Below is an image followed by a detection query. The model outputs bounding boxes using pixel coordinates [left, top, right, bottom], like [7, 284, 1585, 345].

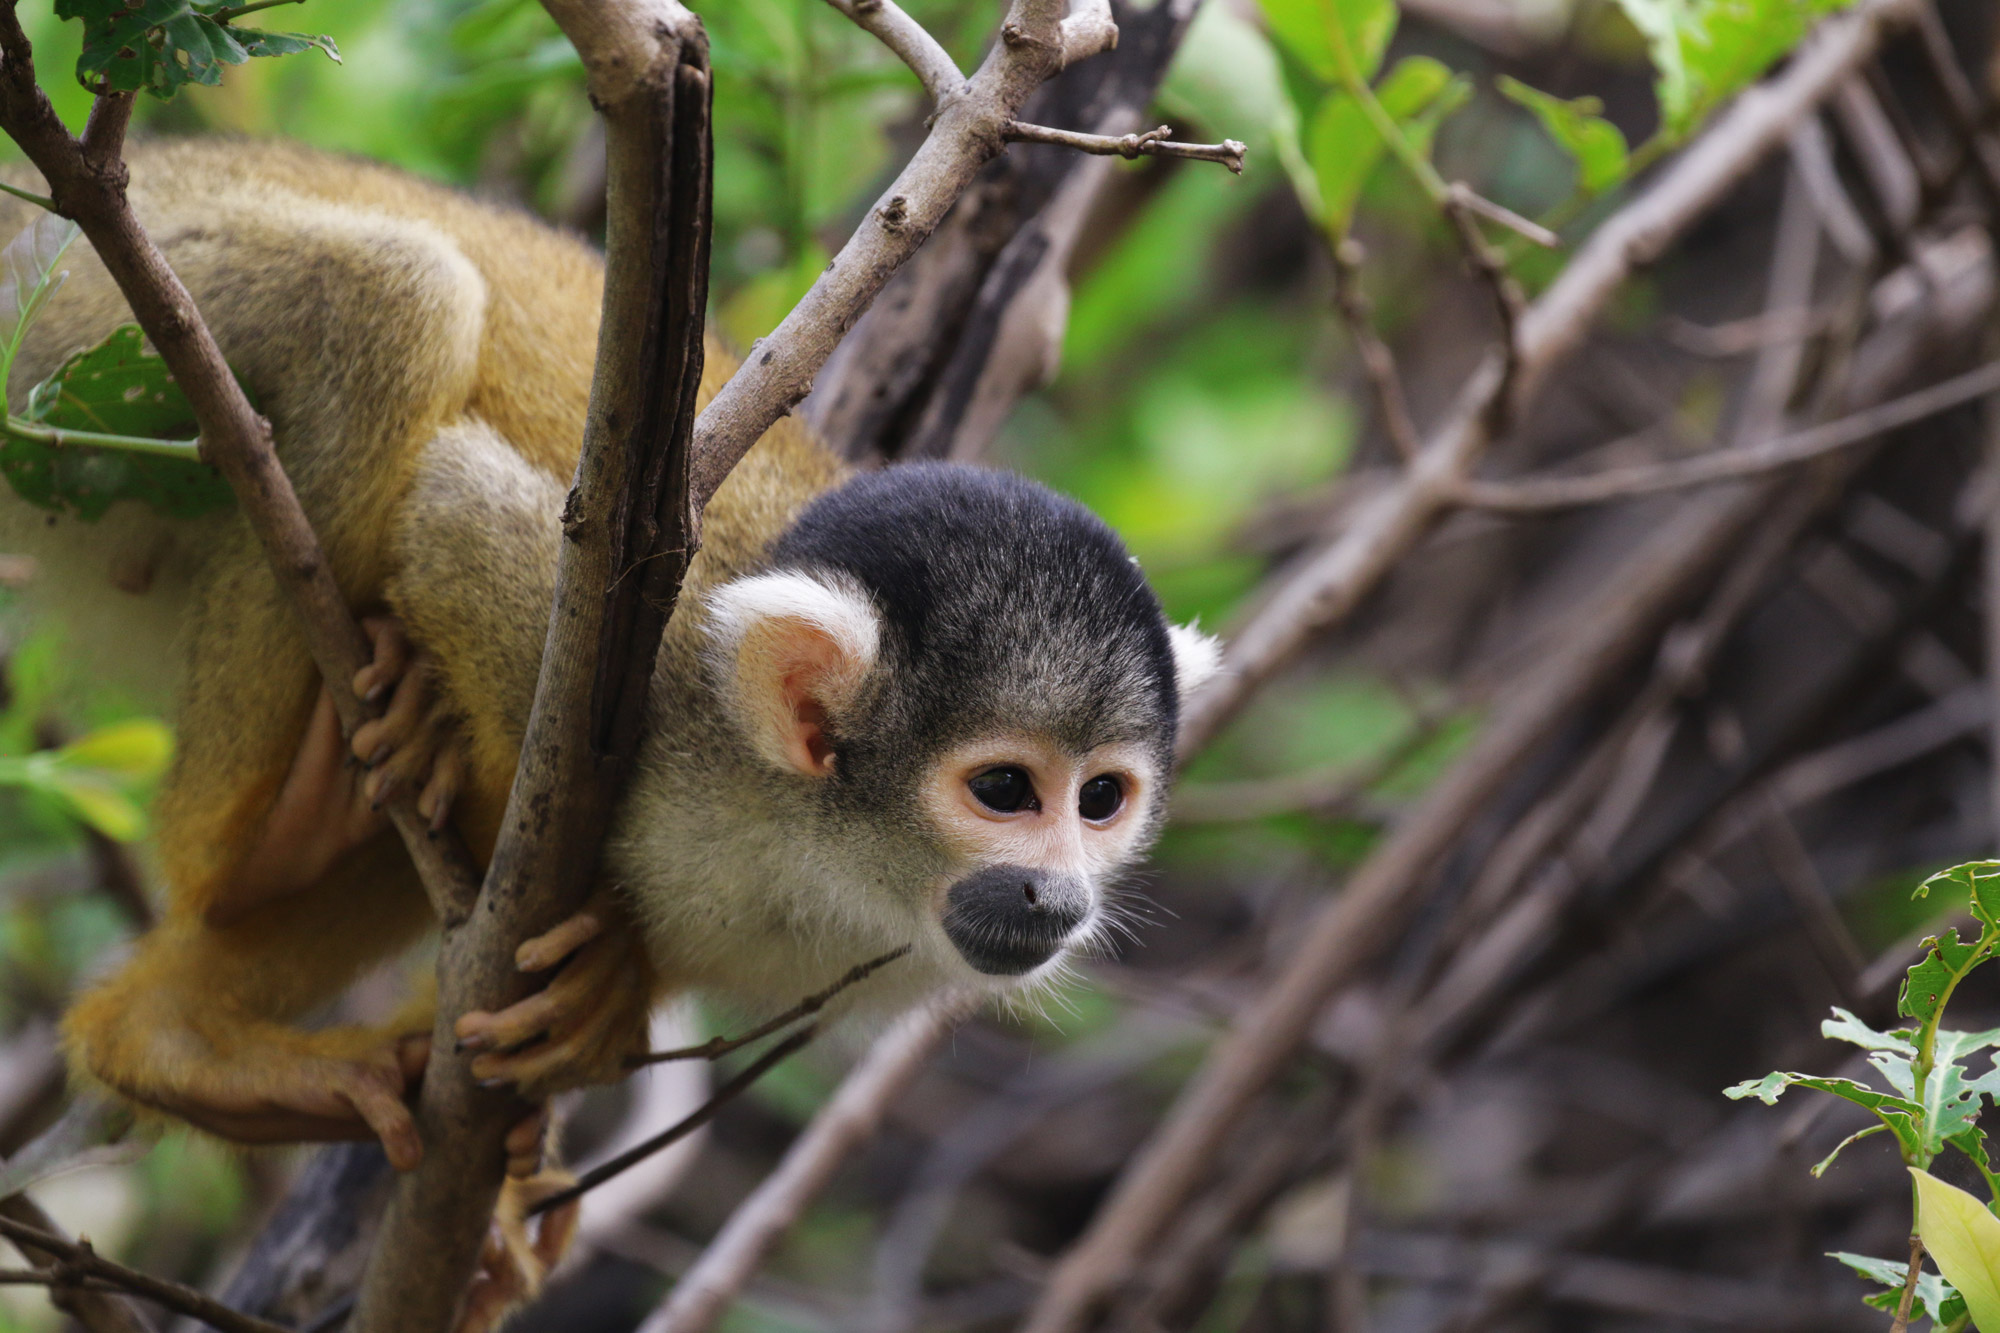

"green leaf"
[1614, 0, 1863, 141]
[43, 770, 146, 840]
[0, 213, 82, 392]
[55, 0, 336, 99]
[1305, 56, 1464, 232]
[56, 719, 171, 779]
[1256, 0, 1395, 85]
[1830, 1251, 1963, 1324]
[1913, 1168, 2000, 1331]
[1496, 75, 1630, 196]
[2, 324, 235, 521]
[1823, 1006, 1916, 1055]
[1724, 1071, 1924, 1161]
[1919, 861, 2000, 930]
[1901, 927, 1995, 1031]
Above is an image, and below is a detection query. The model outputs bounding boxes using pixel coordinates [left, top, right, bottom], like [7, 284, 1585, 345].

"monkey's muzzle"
[941, 863, 1090, 975]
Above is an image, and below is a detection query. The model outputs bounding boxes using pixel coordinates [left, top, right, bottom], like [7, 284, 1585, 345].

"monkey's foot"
[351, 614, 467, 832]
[454, 892, 654, 1096]
[146, 1032, 432, 1171]
[453, 1165, 580, 1333]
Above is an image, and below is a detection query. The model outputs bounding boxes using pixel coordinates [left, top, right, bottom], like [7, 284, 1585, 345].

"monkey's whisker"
[532, 1024, 820, 1217]
[625, 944, 911, 1067]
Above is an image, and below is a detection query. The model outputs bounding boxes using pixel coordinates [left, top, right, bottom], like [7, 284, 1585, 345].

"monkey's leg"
[63, 829, 437, 1167]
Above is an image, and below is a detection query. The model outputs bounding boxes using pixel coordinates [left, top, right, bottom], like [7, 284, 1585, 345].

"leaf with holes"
[1, 325, 233, 521]
[56, 0, 337, 99]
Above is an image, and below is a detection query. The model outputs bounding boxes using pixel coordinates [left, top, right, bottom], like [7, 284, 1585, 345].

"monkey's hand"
[212, 616, 467, 926]
[453, 890, 655, 1096]
[350, 613, 467, 832]
[453, 1110, 581, 1333]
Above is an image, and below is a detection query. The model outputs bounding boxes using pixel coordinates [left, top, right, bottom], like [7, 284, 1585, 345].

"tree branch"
[1002, 120, 1245, 172]
[0, 1215, 282, 1333]
[346, 2, 712, 1328]
[1455, 358, 2000, 512]
[685, 0, 1117, 510]
[820, 0, 963, 104]
[0, 2, 481, 928]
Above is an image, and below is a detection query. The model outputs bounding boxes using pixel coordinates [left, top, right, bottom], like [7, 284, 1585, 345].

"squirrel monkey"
[0, 141, 1222, 1176]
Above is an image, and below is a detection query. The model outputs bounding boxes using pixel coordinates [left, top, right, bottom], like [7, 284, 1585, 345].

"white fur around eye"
[1168, 621, 1224, 700]
[704, 570, 881, 773]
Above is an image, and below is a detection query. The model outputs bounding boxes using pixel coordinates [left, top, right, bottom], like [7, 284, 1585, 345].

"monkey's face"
[917, 733, 1160, 977]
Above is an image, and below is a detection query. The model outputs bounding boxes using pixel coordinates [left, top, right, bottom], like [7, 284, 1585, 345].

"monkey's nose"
[941, 864, 1089, 976]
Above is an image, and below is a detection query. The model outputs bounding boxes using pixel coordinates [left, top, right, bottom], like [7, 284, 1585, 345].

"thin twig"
[819, 0, 964, 104]
[1442, 183, 1527, 431]
[638, 994, 979, 1333]
[0, 1216, 286, 1333]
[1453, 358, 2000, 512]
[1328, 237, 1423, 463]
[1002, 121, 1244, 172]
[530, 1025, 820, 1217]
[1449, 186, 1559, 248]
[628, 947, 910, 1067]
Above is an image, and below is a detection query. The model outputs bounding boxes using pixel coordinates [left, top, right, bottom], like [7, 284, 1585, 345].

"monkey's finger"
[418, 743, 466, 833]
[397, 1032, 433, 1082]
[505, 1108, 547, 1178]
[460, 969, 589, 1059]
[353, 615, 412, 706]
[515, 907, 606, 974]
[337, 1072, 423, 1171]
[353, 654, 431, 769]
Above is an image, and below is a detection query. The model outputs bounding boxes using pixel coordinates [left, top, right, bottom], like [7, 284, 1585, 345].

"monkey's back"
[0, 139, 843, 710]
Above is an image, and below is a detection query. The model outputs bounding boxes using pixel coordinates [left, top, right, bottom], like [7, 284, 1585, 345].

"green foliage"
[0, 718, 172, 840]
[0, 217, 234, 521]
[1612, 0, 1860, 142]
[1830, 1250, 1967, 1326]
[56, 0, 338, 100]
[1728, 861, 2000, 1325]
[1496, 76, 1629, 197]
[1307, 56, 1466, 231]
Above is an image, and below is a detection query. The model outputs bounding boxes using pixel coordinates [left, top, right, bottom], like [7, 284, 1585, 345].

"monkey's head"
[695, 462, 1220, 1001]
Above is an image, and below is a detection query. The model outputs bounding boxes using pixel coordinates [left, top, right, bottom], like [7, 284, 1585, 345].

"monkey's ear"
[706, 571, 881, 777]
[1168, 621, 1224, 702]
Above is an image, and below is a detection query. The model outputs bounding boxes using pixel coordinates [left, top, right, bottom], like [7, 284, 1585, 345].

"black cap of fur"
[768, 463, 1178, 777]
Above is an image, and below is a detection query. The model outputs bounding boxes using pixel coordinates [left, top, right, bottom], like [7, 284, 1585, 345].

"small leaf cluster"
[1726, 861, 2000, 1327]
[1615, 0, 1862, 142]
[0, 215, 233, 521]
[54, 0, 337, 101]
[1255, 0, 1468, 234]
[0, 718, 171, 841]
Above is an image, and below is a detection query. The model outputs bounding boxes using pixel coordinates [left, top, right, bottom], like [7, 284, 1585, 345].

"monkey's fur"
[0, 140, 1216, 1162]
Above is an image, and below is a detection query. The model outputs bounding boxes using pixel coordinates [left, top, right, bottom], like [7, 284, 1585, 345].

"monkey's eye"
[969, 766, 1037, 813]
[1078, 775, 1124, 822]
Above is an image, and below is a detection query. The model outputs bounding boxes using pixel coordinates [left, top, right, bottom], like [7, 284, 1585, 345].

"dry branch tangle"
[1025, 1, 1926, 1328]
